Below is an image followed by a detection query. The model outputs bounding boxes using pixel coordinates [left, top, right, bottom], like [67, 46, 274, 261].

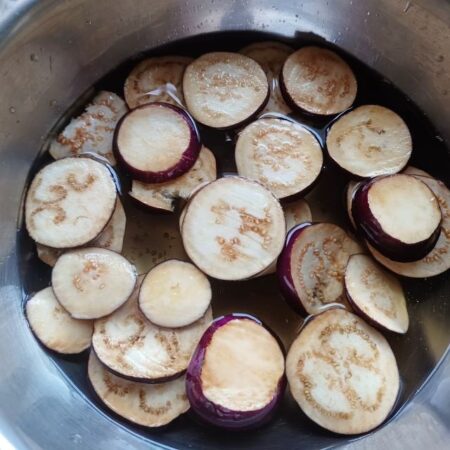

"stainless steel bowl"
[0, 0, 449, 449]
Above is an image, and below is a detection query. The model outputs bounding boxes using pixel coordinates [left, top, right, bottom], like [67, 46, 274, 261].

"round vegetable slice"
[277, 223, 363, 315]
[186, 314, 285, 429]
[52, 248, 137, 319]
[366, 168, 450, 278]
[181, 177, 285, 280]
[240, 41, 293, 114]
[352, 174, 442, 262]
[281, 46, 357, 116]
[92, 277, 213, 382]
[235, 118, 323, 199]
[49, 91, 128, 165]
[124, 56, 193, 109]
[129, 146, 216, 212]
[139, 259, 212, 328]
[183, 52, 269, 129]
[327, 105, 412, 177]
[26, 287, 93, 354]
[25, 157, 117, 248]
[345, 254, 409, 334]
[115, 102, 201, 183]
[284, 199, 312, 233]
[286, 308, 399, 434]
[88, 352, 189, 427]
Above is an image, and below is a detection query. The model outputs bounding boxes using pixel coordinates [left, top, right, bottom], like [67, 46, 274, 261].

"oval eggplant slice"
[366, 168, 450, 278]
[49, 91, 127, 165]
[115, 102, 201, 183]
[235, 118, 323, 199]
[286, 308, 399, 435]
[240, 41, 293, 115]
[281, 46, 357, 116]
[25, 157, 117, 249]
[124, 56, 193, 109]
[26, 287, 93, 354]
[345, 254, 409, 334]
[52, 248, 137, 319]
[327, 105, 412, 178]
[186, 314, 285, 429]
[88, 352, 189, 427]
[92, 277, 213, 382]
[277, 223, 363, 315]
[139, 259, 212, 328]
[183, 52, 269, 129]
[129, 146, 217, 212]
[181, 176, 285, 281]
[284, 199, 312, 233]
[352, 174, 442, 262]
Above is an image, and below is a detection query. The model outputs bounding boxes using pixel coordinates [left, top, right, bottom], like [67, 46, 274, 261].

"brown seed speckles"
[138, 390, 171, 415]
[67, 172, 97, 191]
[103, 372, 130, 397]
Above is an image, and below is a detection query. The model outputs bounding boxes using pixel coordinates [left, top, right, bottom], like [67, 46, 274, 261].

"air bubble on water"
[9, 106, 15, 114]
[403, 1, 411, 13]
[435, 135, 444, 142]
[30, 53, 39, 62]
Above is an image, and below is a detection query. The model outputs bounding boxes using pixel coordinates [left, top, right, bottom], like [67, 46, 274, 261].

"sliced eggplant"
[52, 248, 137, 319]
[92, 277, 212, 382]
[345, 180, 361, 230]
[129, 146, 217, 212]
[115, 102, 201, 183]
[286, 307, 399, 435]
[284, 199, 312, 233]
[181, 176, 285, 280]
[352, 174, 442, 262]
[49, 91, 127, 165]
[345, 254, 409, 334]
[124, 56, 193, 109]
[26, 287, 93, 354]
[186, 314, 285, 429]
[327, 105, 412, 177]
[25, 157, 117, 248]
[183, 52, 269, 129]
[88, 352, 189, 427]
[235, 118, 323, 199]
[366, 168, 450, 277]
[277, 223, 363, 315]
[139, 259, 212, 328]
[240, 41, 293, 114]
[281, 46, 357, 116]
[36, 243, 63, 267]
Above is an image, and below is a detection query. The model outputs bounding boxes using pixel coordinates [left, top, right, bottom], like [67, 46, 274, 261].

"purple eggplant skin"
[186, 313, 286, 430]
[276, 223, 312, 316]
[351, 178, 441, 263]
[114, 102, 201, 184]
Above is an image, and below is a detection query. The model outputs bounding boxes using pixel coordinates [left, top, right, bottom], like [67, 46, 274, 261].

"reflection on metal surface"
[0, 0, 449, 449]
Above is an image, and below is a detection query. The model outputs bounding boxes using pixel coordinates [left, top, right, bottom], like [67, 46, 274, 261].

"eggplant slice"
[26, 287, 93, 354]
[281, 46, 357, 116]
[25, 157, 117, 249]
[284, 199, 312, 233]
[49, 91, 127, 165]
[115, 102, 201, 183]
[186, 314, 285, 429]
[183, 52, 269, 129]
[240, 41, 293, 114]
[124, 56, 193, 109]
[345, 254, 409, 334]
[52, 248, 137, 319]
[129, 146, 217, 212]
[352, 174, 442, 262]
[235, 118, 323, 199]
[277, 223, 363, 315]
[327, 105, 412, 178]
[181, 176, 286, 280]
[88, 352, 189, 427]
[139, 259, 212, 328]
[286, 308, 400, 435]
[92, 277, 213, 382]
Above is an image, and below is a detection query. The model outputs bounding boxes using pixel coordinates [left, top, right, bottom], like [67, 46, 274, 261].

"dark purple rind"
[186, 313, 286, 430]
[114, 102, 201, 183]
[92, 345, 186, 385]
[276, 223, 312, 316]
[352, 177, 442, 262]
